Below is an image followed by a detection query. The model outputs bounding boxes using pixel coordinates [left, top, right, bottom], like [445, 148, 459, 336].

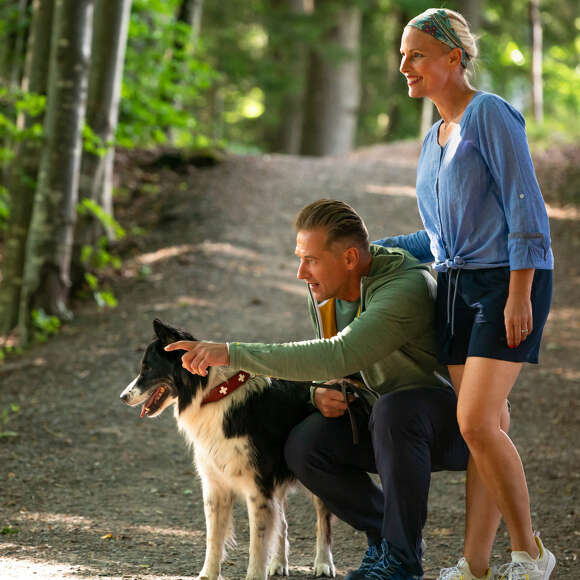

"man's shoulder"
[366, 252, 435, 305]
[369, 244, 430, 279]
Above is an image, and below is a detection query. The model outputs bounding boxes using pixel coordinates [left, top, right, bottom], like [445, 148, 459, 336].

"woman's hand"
[504, 269, 535, 349]
[164, 341, 229, 376]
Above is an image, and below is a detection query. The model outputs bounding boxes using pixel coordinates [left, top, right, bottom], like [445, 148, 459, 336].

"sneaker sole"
[543, 552, 556, 579]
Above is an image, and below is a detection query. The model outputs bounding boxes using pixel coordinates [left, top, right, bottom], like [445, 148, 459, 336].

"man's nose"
[297, 263, 307, 280]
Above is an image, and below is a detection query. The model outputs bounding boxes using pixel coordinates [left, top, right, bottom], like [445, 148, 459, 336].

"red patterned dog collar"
[201, 371, 251, 406]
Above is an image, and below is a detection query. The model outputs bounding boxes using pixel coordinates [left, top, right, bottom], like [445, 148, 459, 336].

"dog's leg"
[268, 487, 289, 577]
[245, 492, 278, 580]
[312, 494, 335, 578]
[197, 477, 234, 580]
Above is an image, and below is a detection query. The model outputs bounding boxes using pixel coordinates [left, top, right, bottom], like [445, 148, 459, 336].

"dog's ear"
[154, 319, 183, 346]
[153, 319, 195, 345]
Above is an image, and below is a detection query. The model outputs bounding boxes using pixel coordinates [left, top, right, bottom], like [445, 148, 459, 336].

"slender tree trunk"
[18, 0, 94, 343]
[530, 0, 543, 123]
[176, 0, 203, 50]
[9, 0, 31, 90]
[0, 0, 54, 335]
[73, 0, 131, 285]
[271, 0, 310, 154]
[1, 0, 31, 185]
[169, 0, 203, 144]
[300, 3, 361, 156]
[462, 0, 483, 35]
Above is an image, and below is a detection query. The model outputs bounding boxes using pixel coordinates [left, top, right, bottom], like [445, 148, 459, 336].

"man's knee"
[369, 390, 424, 439]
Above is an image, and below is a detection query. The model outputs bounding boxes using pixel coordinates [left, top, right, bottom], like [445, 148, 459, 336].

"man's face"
[295, 228, 351, 302]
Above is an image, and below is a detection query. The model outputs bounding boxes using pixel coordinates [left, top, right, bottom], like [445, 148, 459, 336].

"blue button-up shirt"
[376, 91, 553, 272]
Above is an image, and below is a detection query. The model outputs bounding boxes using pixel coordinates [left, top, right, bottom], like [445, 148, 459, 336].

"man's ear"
[153, 319, 194, 346]
[343, 246, 360, 270]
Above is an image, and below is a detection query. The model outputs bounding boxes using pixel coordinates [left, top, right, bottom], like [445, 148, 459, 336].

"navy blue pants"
[284, 386, 469, 576]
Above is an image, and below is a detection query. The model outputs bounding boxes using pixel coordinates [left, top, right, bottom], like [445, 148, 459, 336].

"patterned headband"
[408, 10, 469, 68]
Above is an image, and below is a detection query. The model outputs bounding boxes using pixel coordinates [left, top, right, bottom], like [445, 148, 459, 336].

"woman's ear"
[448, 47, 463, 68]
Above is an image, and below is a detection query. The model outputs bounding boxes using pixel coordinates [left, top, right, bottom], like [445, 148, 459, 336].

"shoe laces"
[497, 560, 537, 579]
[360, 544, 381, 570]
[437, 564, 464, 579]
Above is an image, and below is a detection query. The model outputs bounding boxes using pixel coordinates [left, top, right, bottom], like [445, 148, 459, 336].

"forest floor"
[0, 142, 578, 579]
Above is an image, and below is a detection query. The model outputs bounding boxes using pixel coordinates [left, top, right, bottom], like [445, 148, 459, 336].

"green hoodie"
[228, 245, 450, 397]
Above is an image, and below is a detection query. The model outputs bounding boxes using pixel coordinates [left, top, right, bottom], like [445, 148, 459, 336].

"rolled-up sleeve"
[475, 96, 553, 270]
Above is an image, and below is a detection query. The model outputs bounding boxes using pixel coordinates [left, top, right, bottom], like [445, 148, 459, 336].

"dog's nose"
[120, 393, 129, 402]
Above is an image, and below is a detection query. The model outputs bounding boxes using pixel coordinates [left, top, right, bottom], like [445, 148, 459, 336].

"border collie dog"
[120, 319, 335, 580]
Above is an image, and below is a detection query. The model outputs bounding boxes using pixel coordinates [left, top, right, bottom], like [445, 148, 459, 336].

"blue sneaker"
[345, 543, 383, 580]
[366, 539, 423, 580]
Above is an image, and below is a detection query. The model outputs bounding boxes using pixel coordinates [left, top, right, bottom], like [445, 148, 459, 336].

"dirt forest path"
[0, 143, 578, 579]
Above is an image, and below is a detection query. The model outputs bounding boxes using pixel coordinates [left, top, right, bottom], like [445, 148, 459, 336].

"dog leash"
[322, 379, 373, 445]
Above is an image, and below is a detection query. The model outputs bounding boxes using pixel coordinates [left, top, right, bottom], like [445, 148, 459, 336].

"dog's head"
[120, 319, 208, 418]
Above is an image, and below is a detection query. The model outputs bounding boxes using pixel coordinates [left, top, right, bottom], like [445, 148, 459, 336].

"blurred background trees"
[0, 0, 578, 344]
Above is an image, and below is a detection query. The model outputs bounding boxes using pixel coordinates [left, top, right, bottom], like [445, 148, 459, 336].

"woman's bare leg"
[456, 357, 538, 559]
[448, 364, 506, 577]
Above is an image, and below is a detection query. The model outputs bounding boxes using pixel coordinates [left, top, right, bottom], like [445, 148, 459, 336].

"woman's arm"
[373, 229, 434, 263]
[504, 268, 535, 349]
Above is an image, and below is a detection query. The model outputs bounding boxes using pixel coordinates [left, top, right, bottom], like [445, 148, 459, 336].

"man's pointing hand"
[164, 341, 229, 376]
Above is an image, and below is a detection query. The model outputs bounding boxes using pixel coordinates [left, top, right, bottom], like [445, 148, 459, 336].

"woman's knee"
[457, 399, 510, 449]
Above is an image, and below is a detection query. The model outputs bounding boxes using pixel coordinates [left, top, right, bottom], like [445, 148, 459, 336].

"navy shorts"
[435, 268, 553, 365]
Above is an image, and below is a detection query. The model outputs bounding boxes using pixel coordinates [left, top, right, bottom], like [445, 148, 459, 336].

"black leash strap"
[323, 379, 372, 445]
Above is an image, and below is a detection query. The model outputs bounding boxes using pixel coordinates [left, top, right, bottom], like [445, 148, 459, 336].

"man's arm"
[167, 272, 431, 382]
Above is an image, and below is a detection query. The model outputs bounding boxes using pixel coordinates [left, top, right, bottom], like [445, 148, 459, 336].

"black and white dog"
[120, 319, 335, 580]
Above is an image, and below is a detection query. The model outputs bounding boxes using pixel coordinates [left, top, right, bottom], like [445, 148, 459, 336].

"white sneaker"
[498, 533, 556, 579]
[438, 557, 491, 580]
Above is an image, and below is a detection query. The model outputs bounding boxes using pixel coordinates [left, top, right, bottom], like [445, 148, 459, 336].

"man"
[166, 199, 469, 580]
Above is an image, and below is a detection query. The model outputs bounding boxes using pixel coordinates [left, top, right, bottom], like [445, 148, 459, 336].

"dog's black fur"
[120, 319, 334, 580]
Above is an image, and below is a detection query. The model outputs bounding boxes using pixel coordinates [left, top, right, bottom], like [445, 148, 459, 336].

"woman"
[376, 8, 555, 580]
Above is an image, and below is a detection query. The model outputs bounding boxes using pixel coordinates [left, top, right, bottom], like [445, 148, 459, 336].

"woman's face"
[399, 26, 457, 99]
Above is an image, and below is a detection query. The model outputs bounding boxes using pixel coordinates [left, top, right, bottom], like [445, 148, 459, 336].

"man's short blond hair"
[295, 199, 369, 251]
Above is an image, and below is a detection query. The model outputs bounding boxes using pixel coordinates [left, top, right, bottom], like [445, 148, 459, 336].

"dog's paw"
[268, 558, 289, 576]
[195, 573, 223, 580]
[313, 558, 335, 578]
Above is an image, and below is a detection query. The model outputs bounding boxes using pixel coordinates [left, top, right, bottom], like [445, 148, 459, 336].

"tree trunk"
[9, 0, 31, 89]
[0, 0, 31, 185]
[0, 0, 54, 336]
[18, 0, 94, 343]
[73, 0, 131, 285]
[300, 3, 361, 156]
[168, 0, 203, 144]
[462, 0, 483, 34]
[176, 0, 203, 50]
[271, 0, 310, 154]
[530, 0, 543, 123]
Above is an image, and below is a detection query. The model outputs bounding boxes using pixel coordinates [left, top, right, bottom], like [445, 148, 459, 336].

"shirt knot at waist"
[435, 256, 465, 271]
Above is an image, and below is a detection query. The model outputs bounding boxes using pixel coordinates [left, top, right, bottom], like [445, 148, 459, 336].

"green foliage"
[78, 199, 126, 239]
[0, 404, 19, 438]
[0, 526, 19, 535]
[31, 309, 61, 343]
[76, 201, 125, 309]
[0, 185, 9, 227]
[84, 272, 118, 309]
[118, 0, 217, 148]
